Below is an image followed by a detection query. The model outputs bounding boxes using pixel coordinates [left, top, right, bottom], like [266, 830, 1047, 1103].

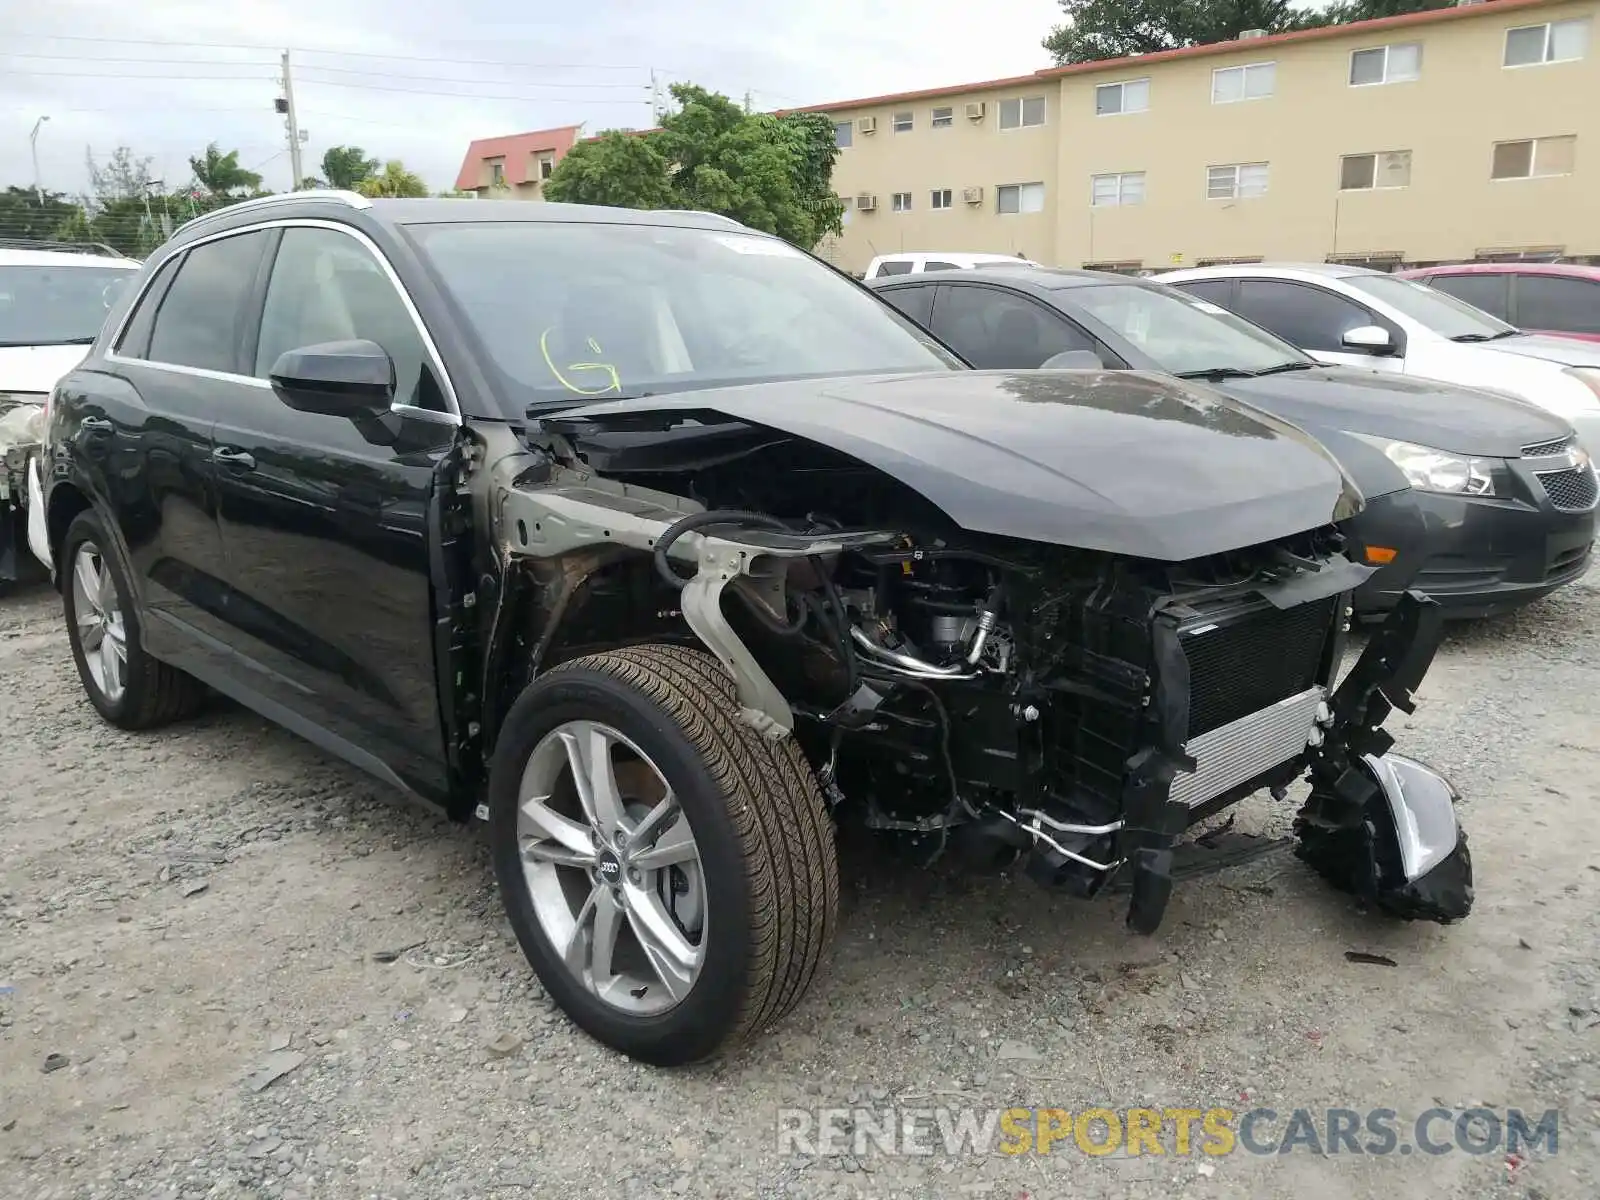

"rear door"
[208, 221, 458, 796]
[94, 228, 275, 671]
[1422, 272, 1512, 322]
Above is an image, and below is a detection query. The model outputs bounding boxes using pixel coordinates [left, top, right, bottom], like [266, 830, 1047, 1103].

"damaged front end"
[476, 408, 1472, 939]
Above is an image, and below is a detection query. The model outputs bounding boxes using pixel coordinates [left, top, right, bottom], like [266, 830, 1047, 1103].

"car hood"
[542, 369, 1364, 562]
[1217, 365, 1571, 457]
[1478, 332, 1600, 367]
[0, 343, 89, 396]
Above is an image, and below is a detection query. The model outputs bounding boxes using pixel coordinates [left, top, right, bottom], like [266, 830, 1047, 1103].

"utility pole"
[29, 115, 49, 204]
[277, 51, 304, 189]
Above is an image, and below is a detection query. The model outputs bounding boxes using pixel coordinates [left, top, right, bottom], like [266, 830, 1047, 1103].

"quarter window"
[254, 227, 434, 409]
[1207, 162, 1270, 199]
[1349, 42, 1421, 85]
[996, 182, 1046, 214]
[145, 230, 272, 374]
[1095, 79, 1149, 115]
[998, 96, 1046, 129]
[1091, 171, 1145, 207]
[1340, 150, 1412, 190]
[1491, 135, 1577, 179]
[1504, 18, 1590, 66]
[1211, 62, 1275, 103]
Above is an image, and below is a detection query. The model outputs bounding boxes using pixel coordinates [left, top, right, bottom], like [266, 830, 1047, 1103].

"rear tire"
[60, 510, 206, 729]
[488, 643, 839, 1065]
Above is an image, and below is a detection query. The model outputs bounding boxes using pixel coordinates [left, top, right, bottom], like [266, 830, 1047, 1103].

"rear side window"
[876, 284, 934, 327]
[1232, 280, 1378, 353]
[1516, 274, 1600, 334]
[146, 231, 271, 374]
[1425, 273, 1511, 321]
[875, 261, 914, 276]
[923, 261, 961, 272]
[1171, 278, 1234, 307]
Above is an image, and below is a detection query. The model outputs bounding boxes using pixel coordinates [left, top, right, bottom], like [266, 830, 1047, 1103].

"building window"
[1207, 162, 1270, 199]
[1083, 260, 1144, 274]
[891, 191, 913, 213]
[537, 154, 555, 181]
[834, 121, 852, 148]
[931, 188, 953, 210]
[1491, 135, 1577, 179]
[893, 111, 913, 133]
[1504, 18, 1590, 67]
[1211, 62, 1275, 103]
[1349, 42, 1421, 85]
[1340, 150, 1412, 190]
[488, 160, 505, 186]
[931, 106, 953, 127]
[1196, 256, 1264, 266]
[1095, 78, 1149, 115]
[997, 182, 1046, 213]
[1091, 171, 1145, 206]
[998, 96, 1047, 129]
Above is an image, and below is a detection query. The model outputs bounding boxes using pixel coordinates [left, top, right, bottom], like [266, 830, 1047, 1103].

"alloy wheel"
[516, 719, 707, 1015]
[71, 541, 128, 704]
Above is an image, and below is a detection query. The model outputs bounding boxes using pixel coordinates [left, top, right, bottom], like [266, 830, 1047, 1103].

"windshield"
[0, 264, 136, 346]
[1069, 282, 1314, 376]
[401, 220, 964, 416]
[1344, 273, 1519, 340]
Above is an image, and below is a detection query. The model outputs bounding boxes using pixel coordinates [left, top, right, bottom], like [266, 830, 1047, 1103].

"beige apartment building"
[803, 0, 1599, 274]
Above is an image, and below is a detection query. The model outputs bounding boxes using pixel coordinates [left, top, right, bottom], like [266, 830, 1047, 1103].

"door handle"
[80, 417, 113, 433]
[212, 446, 256, 470]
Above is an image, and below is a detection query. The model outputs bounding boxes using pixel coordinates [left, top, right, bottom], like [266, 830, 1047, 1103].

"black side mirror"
[1040, 349, 1105, 370]
[269, 339, 396, 417]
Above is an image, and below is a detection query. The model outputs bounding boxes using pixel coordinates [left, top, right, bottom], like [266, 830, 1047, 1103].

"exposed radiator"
[1169, 685, 1325, 807]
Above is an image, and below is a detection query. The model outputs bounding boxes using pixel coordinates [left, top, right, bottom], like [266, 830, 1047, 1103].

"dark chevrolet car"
[35, 194, 1471, 1066]
[869, 267, 1596, 619]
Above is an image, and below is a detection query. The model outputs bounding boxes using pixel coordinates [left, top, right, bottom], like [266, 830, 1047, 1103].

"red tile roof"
[454, 125, 581, 191]
[780, 0, 1558, 114]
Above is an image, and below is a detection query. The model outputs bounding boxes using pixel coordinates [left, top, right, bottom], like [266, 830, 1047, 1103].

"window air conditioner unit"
[965, 102, 986, 121]
[963, 186, 984, 204]
[858, 116, 877, 134]
[1238, 27, 1267, 38]
[856, 193, 877, 211]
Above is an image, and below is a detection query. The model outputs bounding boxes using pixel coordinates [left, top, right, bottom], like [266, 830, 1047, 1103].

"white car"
[863, 250, 1040, 280]
[0, 243, 141, 577]
[1159, 262, 1600, 459]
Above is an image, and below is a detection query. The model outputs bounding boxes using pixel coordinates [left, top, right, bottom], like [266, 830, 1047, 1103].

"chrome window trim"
[103, 216, 463, 426]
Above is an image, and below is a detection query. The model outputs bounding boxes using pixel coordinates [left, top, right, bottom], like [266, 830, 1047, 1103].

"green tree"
[0, 186, 81, 243]
[188, 142, 263, 197]
[543, 130, 677, 209]
[355, 160, 428, 198]
[1042, 0, 1456, 64]
[542, 83, 847, 249]
[322, 145, 380, 191]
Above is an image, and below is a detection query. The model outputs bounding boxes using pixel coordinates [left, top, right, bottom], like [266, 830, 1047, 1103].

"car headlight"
[1351, 434, 1498, 496]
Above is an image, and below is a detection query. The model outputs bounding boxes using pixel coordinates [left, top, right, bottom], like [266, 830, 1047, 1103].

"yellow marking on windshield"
[540, 326, 622, 396]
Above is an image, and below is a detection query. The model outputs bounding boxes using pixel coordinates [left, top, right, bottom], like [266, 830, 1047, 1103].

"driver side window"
[1232, 280, 1383, 354]
[930, 284, 1096, 369]
[254, 226, 442, 411]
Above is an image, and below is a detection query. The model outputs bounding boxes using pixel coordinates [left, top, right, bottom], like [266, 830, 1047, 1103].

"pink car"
[1398, 262, 1600, 343]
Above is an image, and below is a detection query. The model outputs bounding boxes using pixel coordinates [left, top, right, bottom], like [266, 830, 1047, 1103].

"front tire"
[488, 643, 839, 1066]
[60, 510, 205, 729]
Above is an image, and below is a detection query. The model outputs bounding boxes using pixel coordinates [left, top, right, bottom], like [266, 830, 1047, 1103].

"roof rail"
[171, 189, 373, 239]
[0, 237, 130, 258]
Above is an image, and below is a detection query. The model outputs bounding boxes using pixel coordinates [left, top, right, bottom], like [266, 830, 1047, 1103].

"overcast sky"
[2, 0, 1062, 199]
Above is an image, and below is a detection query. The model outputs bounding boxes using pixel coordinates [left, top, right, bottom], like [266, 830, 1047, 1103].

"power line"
[293, 64, 646, 89]
[2, 52, 279, 67]
[7, 31, 664, 71]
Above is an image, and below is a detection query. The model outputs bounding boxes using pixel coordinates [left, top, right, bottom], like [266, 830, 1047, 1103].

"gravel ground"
[2, 568, 1599, 1200]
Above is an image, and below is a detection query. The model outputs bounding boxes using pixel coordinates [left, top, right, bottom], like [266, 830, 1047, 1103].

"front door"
[209, 223, 459, 797]
[1230, 279, 1408, 373]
